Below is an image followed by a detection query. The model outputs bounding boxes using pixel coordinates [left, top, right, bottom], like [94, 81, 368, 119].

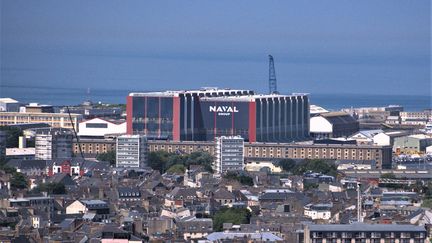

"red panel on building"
[248, 101, 256, 142]
[60, 160, 71, 175]
[126, 96, 133, 135]
[172, 97, 180, 141]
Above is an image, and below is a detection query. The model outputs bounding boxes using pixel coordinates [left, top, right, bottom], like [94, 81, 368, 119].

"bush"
[223, 171, 254, 186]
[96, 151, 116, 165]
[213, 207, 251, 231]
[147, 151, 213, 174]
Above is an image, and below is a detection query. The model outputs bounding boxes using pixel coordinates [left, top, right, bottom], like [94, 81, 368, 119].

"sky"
[0, 0, 431, 96]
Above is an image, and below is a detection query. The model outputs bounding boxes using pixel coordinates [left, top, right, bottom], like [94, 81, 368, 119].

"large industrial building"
[126, 88, 309, 142]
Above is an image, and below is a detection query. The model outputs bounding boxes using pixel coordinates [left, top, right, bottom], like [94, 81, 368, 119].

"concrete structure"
[303, 222, 427, 243]
[0, 98, 20, 112]
[35, 128, 73, 160]
[373, 130, 410, 146]
[127, 88, 309, 142]
[148, 140, 392, 169]
[310, 112, 359, 139]
[214, 136, 244, 174]
[393, 134, 432, 154]
[78, 118, 126, 137]
[116, 135, 147, 168]
[0, 111, 82, 130]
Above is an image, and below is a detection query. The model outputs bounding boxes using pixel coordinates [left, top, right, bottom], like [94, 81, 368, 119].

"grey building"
[214, 136, 244, 174]
[304, 222, 427, 243]
[116, 134, 147, 168]
[35, 128, 73, 160]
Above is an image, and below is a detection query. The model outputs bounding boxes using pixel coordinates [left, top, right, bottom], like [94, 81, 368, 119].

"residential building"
[116, 135, 147, 168]
[176, 217, 213, 241]
[303, 222, 427, 243]
[310, 112, 359, 139]
[400, 111, 431, 126]
[0, 111, 82, 130]
[66, 199, 110, 221]
[304, 203, 332, 220]
[214, 136, 244, 174]
[35, 128, 73, 160]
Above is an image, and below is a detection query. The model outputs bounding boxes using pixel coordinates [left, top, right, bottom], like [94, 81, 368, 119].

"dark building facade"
[127, 88, 309, 142]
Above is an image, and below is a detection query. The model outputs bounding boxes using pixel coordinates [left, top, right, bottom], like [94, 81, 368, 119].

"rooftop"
[307, 222, 426, 232]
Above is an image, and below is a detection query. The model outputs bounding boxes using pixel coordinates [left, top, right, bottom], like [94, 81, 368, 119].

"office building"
[0, 111, 82, 130]
[73, 137, 116, 157]
[126, 88, 309, 142]
[35, 128, 73, 160]
[303, 222, 427, 243]
[214, 136, 244, 174]
[116, 135, 147, 168]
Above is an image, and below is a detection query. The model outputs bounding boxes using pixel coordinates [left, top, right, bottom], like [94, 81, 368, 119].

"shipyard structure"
[126, 88, 309, 142]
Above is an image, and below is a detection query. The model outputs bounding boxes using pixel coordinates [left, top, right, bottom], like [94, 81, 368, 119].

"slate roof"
[307, 222, 426, 232]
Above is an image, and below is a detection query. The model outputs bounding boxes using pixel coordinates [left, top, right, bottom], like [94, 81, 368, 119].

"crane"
[268, 55, 278, 94]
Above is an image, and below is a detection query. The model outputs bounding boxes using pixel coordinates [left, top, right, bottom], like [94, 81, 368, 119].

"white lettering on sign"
[209, 106, 239, 113]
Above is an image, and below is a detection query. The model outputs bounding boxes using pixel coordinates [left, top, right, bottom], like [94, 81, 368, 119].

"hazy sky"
[1, 0, 431, 95]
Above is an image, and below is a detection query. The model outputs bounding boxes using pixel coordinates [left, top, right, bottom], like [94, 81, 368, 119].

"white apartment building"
[214, 136, 244, 174]
[116, 135, 147, 168]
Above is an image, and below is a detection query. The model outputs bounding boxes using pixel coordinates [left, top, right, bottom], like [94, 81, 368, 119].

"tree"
[0, 126, 23, 148]
[96, 150, 116, 165]
[147, 151, 214, 174]
[291, 159, 338, 177]
[166, 164, 186, 174]
[279, 159, 296, 172]
[10, 172, 27, 189]
[32, 182, 66, 195]
[213, 208, 251, 231]
[223, 172, 254, 186]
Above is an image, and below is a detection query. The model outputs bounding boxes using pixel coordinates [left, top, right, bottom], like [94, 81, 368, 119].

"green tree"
[223, 172, 254, 186]
[279, 159, 296, 172]
[96, 150, 116, 165]
[32, 182, 66, 195]
[166, 164, 186, 174]
[10, 172, 27, 189]
[292, 159, 337, 177]
[0, 126, 23, 148]
[213, 208, 251, 231]
[147, 151, 214, 174]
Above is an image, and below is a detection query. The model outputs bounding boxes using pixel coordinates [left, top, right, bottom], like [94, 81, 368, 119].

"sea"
[1, 85, 431, 111]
